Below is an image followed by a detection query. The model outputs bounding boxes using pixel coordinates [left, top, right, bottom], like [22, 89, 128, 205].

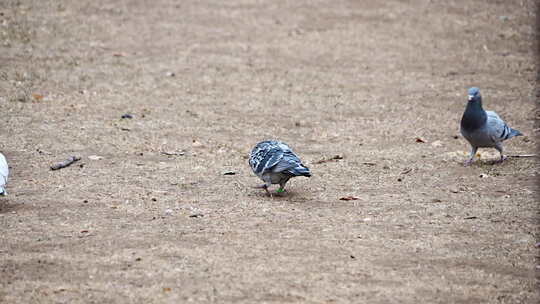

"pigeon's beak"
[468, 95, 474, 101]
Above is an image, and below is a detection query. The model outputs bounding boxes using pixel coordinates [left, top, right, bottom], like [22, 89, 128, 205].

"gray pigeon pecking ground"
[0, 152, 9, 195]
[460, 87, 523, 166]
[249, 140, 311, 196]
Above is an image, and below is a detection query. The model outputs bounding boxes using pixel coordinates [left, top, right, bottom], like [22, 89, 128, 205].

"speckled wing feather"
[249, 141, 311, 177]
[486, 111, 522, 142]
[272, 150, 311, 176]
[249, 141, 284, 176]
[0, 153, 9, 195]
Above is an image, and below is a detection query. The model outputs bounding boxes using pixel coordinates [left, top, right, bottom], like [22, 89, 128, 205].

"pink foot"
[494, 155, 508, 164]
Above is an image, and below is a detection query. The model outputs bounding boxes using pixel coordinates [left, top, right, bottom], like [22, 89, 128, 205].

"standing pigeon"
[460, 87, 523, 166]
[249, 140, 311, 195]
[0, 152, 8, 195]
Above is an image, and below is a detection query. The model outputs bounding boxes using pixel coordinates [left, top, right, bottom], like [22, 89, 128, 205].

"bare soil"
[0, 0, 538, 303]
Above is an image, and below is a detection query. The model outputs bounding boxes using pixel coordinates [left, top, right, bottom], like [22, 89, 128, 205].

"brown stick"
[314, 155, 343, 164]
[508, 154, 537, 158]
[51, 156, 81, 170]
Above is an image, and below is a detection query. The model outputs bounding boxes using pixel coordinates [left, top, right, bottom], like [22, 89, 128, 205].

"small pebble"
[121, 113, 133, 119]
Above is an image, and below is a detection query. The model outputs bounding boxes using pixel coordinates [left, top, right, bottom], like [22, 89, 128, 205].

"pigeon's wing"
[271, 151, 300, 173]
[0, 153, 8, 188]
[272, 150, 311, 177]
[485, 111, 518, 142]
[249, 142, 284, 175]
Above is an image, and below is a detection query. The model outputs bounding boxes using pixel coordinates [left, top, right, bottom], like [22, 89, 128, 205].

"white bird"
[0, 152, 9, 195]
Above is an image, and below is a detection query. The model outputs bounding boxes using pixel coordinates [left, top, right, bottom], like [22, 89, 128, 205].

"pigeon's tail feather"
[501, 125, 523, 140]
[509, 128, 523, 137]
[288, 165, 311, 177]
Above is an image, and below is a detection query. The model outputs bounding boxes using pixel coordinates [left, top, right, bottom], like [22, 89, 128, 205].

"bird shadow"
[249, 188, 304, 201]
[471, 159, 513, 167]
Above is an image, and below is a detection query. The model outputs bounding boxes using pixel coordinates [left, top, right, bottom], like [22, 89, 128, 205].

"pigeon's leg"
[252, 183, 272, 196]
[261, 175, 273, 197]
[494, 143, 507, 163]
[262, 184, 272, 197]
[276, 176, 293, 196]
[464, 146, 478, 166]
[276, 180, 288, 196]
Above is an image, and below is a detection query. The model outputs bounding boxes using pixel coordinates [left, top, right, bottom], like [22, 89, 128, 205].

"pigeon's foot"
[494, 155, 508, 164]
[275, 188, 287, 197]
[464, 159, 475, 167]
[252, 184, 272, 197]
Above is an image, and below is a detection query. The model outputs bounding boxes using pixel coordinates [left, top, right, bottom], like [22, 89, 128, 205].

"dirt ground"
[0, 0, 538, 303]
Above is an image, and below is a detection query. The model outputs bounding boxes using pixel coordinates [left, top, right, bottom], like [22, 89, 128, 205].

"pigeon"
[249, 140, 311, 195]
[460, 87, 523, 166]
[0, 152, 8, 195]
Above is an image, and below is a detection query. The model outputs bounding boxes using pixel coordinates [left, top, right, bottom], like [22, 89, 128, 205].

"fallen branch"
[508, 154, 537, 158]
[51, 156, 81, 170]
[314, 155, 343, 164]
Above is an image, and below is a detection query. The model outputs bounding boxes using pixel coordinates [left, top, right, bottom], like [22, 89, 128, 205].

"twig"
[401, 168, 413, 175]
[160, 151, 185, 156]
[314, 155, 343, 164]
[508, 154, 537, 158]
[51, 156, 81, 170]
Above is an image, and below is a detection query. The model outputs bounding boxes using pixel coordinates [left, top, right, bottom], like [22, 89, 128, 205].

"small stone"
[121, 113, 133, 119]
[88, 155, 103, 160]
[164, 209, 173, 215]
[431, 140, 442, 147]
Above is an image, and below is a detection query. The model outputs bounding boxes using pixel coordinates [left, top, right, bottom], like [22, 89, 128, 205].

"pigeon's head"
[467, 87, 481, 102]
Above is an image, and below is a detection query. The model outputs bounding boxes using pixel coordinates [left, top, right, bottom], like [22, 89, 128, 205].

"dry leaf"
[32, 93, 44, 101]
[339, 196, 359, 201]
[415, 137, 427, 143]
